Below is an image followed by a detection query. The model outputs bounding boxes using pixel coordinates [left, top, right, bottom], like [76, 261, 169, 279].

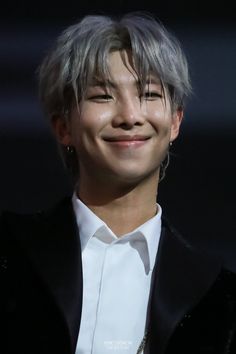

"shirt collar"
[72, 193, 162, 271]
[135, 206, 162, 270]
[72, 193, 107, 251]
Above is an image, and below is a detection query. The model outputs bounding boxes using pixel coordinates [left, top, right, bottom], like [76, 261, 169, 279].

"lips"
[103, 135, 150, 142]
[102, 135, 151, 149]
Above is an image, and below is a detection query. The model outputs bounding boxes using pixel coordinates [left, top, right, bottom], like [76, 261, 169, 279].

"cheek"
[149, 111, 173, 136]
[79, 106, 113, 132]
[145, 101, 172, 127]
[70, 107, 113, 150]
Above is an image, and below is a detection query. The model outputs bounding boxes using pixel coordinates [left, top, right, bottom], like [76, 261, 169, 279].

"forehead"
[89, 50, 161, 87]
[108, 50, 136, 77]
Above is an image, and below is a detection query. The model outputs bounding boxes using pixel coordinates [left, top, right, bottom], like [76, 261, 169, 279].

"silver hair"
[38, 12, 192, 181]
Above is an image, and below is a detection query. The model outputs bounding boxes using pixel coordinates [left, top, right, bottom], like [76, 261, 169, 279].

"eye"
[142, 91, 163, 101]
[88, 94, 113, 102]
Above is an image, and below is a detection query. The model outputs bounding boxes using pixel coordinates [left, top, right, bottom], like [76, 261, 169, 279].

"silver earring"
[159, 151, 170, 182]
[64, 109, 69, 119]
[66, 145, 75, 154]
[169, 141, 173, 147]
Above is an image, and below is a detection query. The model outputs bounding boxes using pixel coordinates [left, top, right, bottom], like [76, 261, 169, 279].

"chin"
[108, 167, 159, 185]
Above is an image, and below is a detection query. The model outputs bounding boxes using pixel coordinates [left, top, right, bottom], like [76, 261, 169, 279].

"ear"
[170, 108, 184, 142]
[52, 116, 72, 146]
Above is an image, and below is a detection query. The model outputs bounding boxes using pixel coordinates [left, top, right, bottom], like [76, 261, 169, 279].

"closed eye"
[142, 91, 163, 100]
[88, 94, 113, 102]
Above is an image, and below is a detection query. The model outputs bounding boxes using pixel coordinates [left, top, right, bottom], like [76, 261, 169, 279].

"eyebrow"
[89, 78, 117, 89]
[89, 76, 161, 89]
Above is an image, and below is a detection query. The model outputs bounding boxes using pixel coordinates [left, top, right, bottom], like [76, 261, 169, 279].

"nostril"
[120, 122, 137, 130]
[112, 118, 144, 129]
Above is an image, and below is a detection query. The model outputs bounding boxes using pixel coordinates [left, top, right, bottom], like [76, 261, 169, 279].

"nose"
[112, 96, 145, 129]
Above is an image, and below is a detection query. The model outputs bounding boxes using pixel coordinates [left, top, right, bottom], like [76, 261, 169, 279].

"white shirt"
[72, 194, 162, 354]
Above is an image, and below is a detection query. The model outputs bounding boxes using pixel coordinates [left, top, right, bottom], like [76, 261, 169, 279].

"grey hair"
[38, 12, 192, 181]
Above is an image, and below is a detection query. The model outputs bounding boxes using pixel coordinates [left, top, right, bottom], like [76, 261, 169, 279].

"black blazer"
[1, 197, 236, 354]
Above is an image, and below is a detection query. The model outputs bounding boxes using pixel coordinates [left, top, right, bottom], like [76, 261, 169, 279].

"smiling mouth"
[103, 135, 151, 148]
[103, 135, 151, 142]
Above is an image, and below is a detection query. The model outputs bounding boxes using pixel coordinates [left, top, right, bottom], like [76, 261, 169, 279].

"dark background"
[0, 1, 235, 268]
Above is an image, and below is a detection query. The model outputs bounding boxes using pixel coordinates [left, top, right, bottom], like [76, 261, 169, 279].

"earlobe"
[170, 108, 183, 142]
[52, 116, 72, 146]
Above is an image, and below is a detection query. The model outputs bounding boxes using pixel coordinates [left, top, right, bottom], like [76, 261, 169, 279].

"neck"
[76, 172, 159, 236]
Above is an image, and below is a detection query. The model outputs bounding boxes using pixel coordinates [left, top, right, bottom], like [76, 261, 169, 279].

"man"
[1, 12, 236, 354]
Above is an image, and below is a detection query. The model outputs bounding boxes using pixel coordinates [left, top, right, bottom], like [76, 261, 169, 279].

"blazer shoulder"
[1, 196, 72, 226]
[217, 267, 236, 297]
[164, 216, 236, 298]
[161, 214, 225, 282]
[0, 196, 74, 245]
[162, 214, 221, 260]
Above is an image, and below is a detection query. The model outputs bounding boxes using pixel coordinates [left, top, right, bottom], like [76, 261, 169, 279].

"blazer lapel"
[148, 218, 222, 354]
[16, 197, 82, 354]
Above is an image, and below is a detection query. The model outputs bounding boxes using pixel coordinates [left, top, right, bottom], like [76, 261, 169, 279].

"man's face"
[56, 50, 182, 185]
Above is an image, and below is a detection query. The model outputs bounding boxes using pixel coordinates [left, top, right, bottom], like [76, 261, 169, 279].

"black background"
[0, 1, 235, 268]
